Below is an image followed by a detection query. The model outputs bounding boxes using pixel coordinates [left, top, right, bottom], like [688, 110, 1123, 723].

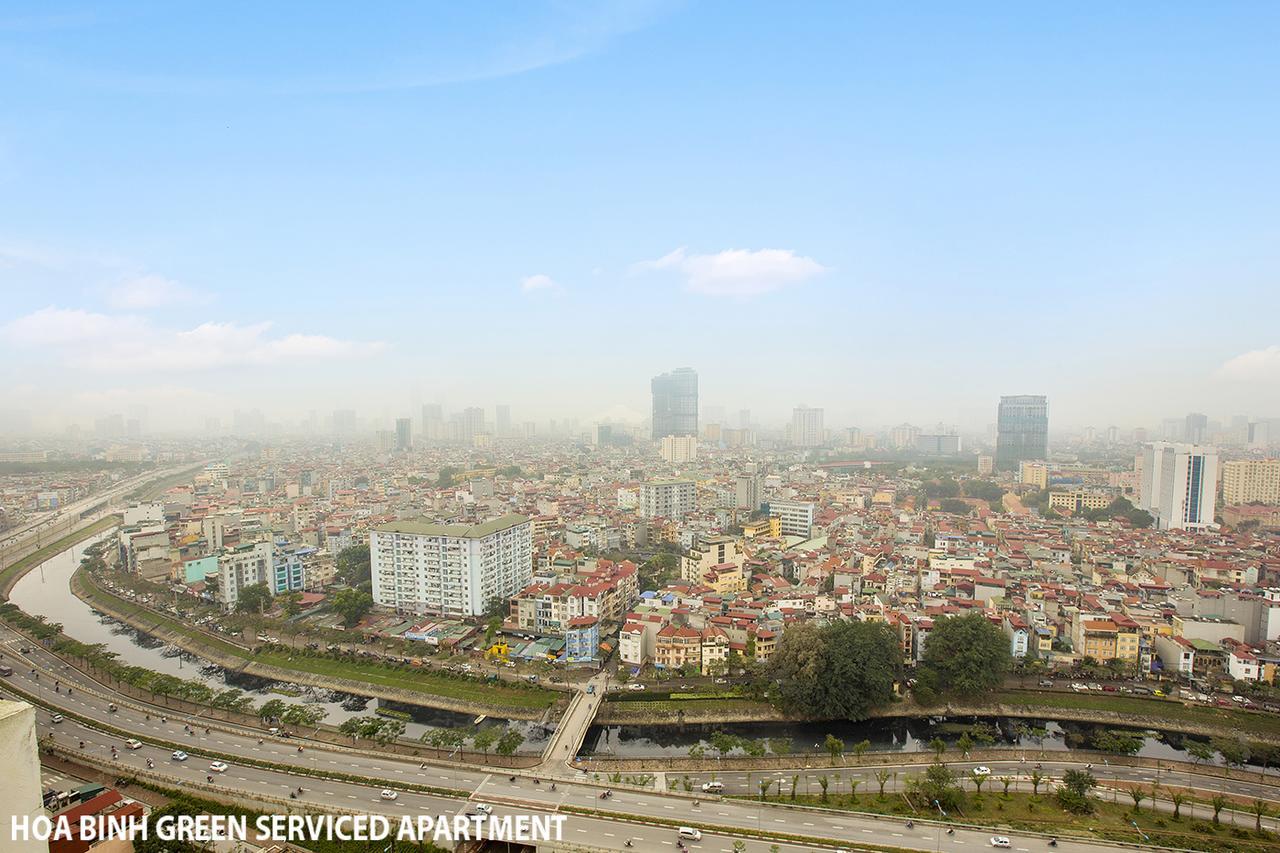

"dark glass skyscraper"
[995, 395, 1048, 470]
[651, 368, 699, 439]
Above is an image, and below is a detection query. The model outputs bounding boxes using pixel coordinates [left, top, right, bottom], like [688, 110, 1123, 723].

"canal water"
[9, 532, 550, 751]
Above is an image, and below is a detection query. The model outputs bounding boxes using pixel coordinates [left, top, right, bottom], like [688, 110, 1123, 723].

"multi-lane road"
[1, 624, 1257, 853]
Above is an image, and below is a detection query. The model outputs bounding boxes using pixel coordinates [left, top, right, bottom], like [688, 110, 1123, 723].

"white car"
[171, 750, 188, 761]
[209, 761, 229, 773]
[989, 837, 1011, 849]
[125, 739, 143, 750]
[678, 828, 703, 841]
[50, 714, 64, 724]
[468, 803, 493, 815]
[701, 781, 724, 793]
[627, 683, 645, 691]
[380, 789, 398, 801]
[972, 766, 991, 776]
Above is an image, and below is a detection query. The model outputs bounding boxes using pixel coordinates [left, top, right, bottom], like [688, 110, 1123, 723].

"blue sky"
[2, 2, 1279, 432]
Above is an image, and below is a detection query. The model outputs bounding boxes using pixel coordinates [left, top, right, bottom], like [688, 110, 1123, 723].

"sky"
[2, 2, 1279, 434]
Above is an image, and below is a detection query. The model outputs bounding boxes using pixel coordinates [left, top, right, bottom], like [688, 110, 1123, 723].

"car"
[1071, 682, 1087, 692]
[1087, 683, 1102, 691]
[380, 789, 398, 801]
[1153, 689, 1165, 697]
[50, 714, 64, 724]
[468, 803, 493, 815]
[678, 828, 703, 841]
[171, 750, 188, 761]
[701, 781, 724, 793]
[586, 684, 596, 694]
[209, 761, 229, 773]
[714, 678, 728, 684]
[627, 683, 645, 691]
[972, 766, 991, 776]
[989, 837, 1011, 848]
[125, 739, 143, 749]
[1102, 685, 1117, 692]
[1038, 680, 1054, 687]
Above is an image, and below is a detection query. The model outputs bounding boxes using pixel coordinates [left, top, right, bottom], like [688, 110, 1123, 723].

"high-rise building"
[738, 409, 751, 429]
[1185, 412, 1208, 444]
[496, 404, 511, 437]
[660, 434, 698, 463]
[735, 474, 762, 510]
[639, 480, 697, 519]
[1222, 459, 1280, 506]
[651, 368, 698, 439]
[370, 515, 532, 617]
[791, 406, 824, 447]
[332, 409, 357, 437]
[768, 499, 816, 538]
[395, 417, 412, 451]
[421, 403, 443, 441]
[995, 395, 1048, 470]
[1139, 442, 1219, 531]
[0, 701, 46, 853]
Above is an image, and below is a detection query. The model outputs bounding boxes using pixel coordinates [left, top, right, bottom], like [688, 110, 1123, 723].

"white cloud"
[1218, 345, 1280, 380]
[637, 246, 827, 296]
[107, 274, 206, 309]
[1, 306, 385, 372]
[520, 273, 560, 293]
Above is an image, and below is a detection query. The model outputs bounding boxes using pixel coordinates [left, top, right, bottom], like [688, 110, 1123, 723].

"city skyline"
[2, 4, 1279, 431]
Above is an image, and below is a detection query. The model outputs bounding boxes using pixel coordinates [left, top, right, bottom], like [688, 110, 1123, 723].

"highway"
[0, 627, 1256, 853]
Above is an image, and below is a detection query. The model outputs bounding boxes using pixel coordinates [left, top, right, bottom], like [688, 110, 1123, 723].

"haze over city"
[3, 3, 1280, 433]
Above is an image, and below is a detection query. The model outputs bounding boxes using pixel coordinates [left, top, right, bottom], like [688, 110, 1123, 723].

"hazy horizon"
[3, 3, 1279, 434]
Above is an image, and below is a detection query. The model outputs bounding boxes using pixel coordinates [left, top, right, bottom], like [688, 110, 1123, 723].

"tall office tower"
[651, 368, 698, 439]
[332, 409, 357, 437]
[454, 406, 485, 443]
[739, 409, 751, 429]
[495, 404, 511, 437]
[791, 406, 825, 447]
[1185, 412, 1208, 444]
[660, 434, 698, 463]
[1222, 459, 1280, 506]
[1106, 426, 1119, 445]
[421, 403, 443, 441]
[639, 480, 697, 519]
[370, 515, 532, 617]
[1139, 442, 1219, 531]
[735, 474, 762, 510]
[395, 417, 412, 451]
[995, 395, 1048, 471]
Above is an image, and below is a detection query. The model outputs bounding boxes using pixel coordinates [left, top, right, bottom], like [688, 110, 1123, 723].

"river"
[8, 531, 550, 751]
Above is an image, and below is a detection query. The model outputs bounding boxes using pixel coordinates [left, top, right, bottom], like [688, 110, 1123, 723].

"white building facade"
[371, 514, 532, 617]
[1139, 442, 1219, 531]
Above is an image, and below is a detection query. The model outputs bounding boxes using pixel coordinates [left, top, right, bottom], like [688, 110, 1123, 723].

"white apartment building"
[1222, 458, 1280, 506]
[639, 480, 696, 519]
[768, 499, 816, 538]
[791, 406, 824, 447]
[1139, 442, 1219, 531]
[371, 514, 532, 617]
[659, 435, 698, 464]
[217, 541, 272, 610]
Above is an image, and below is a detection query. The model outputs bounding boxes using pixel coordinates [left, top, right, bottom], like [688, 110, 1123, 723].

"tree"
[1252, 799, 1269, 831]
[496, 729, 525, 756]
[769, 737, 792, 756]
[1128, 787, 1146, 812]
[472, 728, 498, 756]
[998, 776, 1013, 797]
[938, 498, 970, 515]
[911, 762, 963, 812]
[852, 739, 870, 763]
[817, 775, 829, 802]
[1213, 737, 1251, 773]
[1169, 790, 1186, 819]
[1057, 769, 1096, 815]
[758, 779, 772, 801]
[1093, 729, 1143, 756]
[972, 770, 989, 795]
[824, 734, 845, 764]
[1211, 793, 1228, 825]
[767, 620, 901, 720]
[1030, 770, 1046, 796]
[875, 769, 892, 799]
[280, 591, 303, 617]
[1185, 740, 1214, 766]
[917, 612, 1012, 697]
[236, 582, 272, 614]
[280, 704, 325, 728]
[957, 733, 974, 758]
[930, 737, 946, 760]
[374, 719, 405, 745]
[848, 779, 861, 802]
[331, 588, 374, 627]
[257, 698, 287, 721]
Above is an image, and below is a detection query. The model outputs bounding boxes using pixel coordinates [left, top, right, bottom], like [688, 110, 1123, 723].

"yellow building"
[1020, 461, 1049, 489]
[1048, 490, 1113, 513]
[1222, 459, 1280, 506]
[742, 516, 781, 539]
